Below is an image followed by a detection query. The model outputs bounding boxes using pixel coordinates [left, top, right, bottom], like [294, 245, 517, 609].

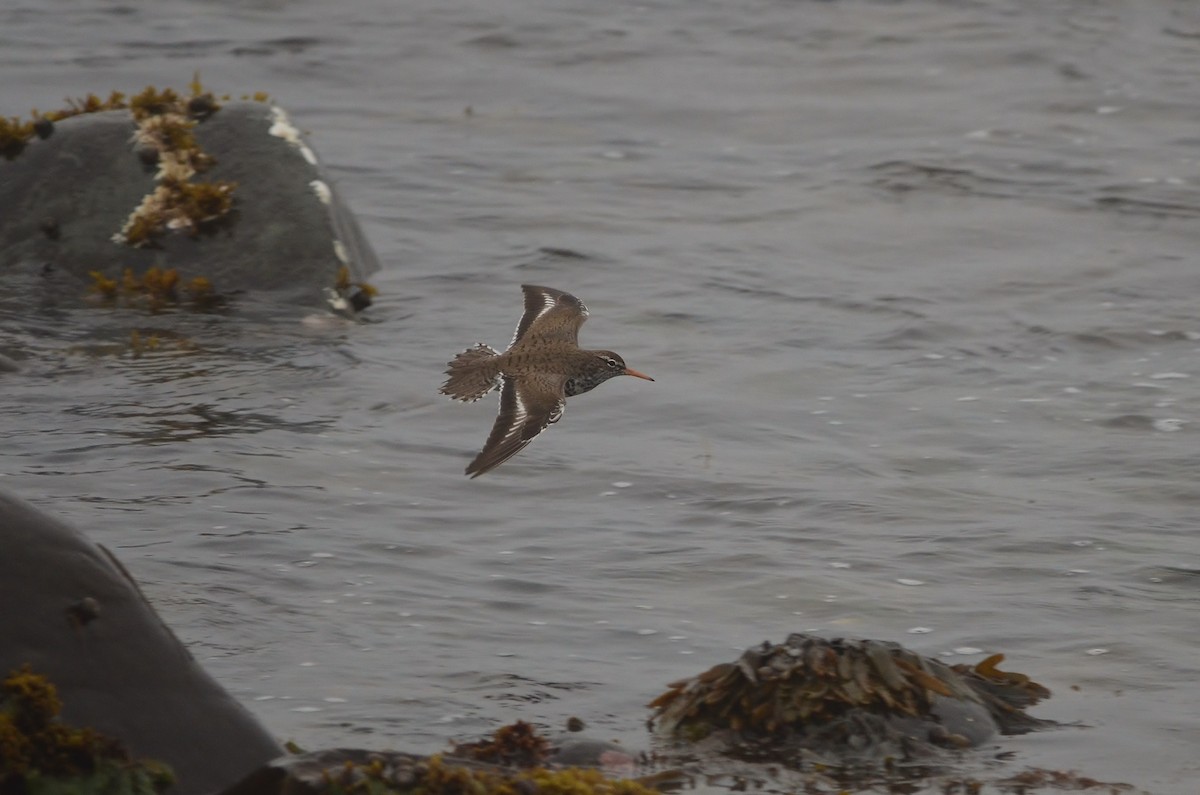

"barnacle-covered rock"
[648, 634, 1053, 762]
[0, 81, 379, 312]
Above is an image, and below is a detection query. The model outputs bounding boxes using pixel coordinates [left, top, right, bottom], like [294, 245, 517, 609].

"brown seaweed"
[649, 634, 1052, 754]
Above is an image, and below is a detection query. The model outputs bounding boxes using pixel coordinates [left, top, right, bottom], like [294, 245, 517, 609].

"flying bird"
[440, 284, 654, 477]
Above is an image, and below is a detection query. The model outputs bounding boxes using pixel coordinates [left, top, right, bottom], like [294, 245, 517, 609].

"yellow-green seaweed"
[118, 178, 237, 248]
[0, 666, 173, 793]
[89, 266, 221, 312]
[4, 79, 247, 244]
[0, 116, 36, 159]
[318, 754, 659, 795]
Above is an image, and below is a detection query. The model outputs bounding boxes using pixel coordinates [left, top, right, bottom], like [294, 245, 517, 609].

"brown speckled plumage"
[440, 285, 654, 478]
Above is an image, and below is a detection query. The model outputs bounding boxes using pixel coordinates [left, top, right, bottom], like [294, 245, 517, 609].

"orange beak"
[622, 367, 654, 382]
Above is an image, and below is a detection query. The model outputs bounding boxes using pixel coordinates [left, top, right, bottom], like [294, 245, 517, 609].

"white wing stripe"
[509, 291, 556, 348]
[504, 386, 529, 442]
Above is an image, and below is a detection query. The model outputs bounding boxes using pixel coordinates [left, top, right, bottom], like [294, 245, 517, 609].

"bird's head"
[595, 351, 654, 382]
[565, 351, 655, 396]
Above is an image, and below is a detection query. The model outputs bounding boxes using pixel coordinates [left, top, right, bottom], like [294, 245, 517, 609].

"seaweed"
[330, 264, 379, 312]
[0, 116, 36, 159]
[2, 79, 245, 239]
[115, 79, 238, 245]
[315, 754, 660, 795]
[129, 86, 184, 121]
[996, 767, 1134, 792]
[0, 666, 173, 793]
[89, 266, 222, 312]
[117, 178, 237, 247]
[448, 721, 553, 769]
[648, 635, 1052, 751]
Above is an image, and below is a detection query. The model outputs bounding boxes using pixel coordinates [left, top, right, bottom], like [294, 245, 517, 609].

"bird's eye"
[601, 355, 621, 369]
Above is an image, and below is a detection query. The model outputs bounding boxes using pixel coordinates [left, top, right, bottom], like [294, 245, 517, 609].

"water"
[2, 0, 1199, 792]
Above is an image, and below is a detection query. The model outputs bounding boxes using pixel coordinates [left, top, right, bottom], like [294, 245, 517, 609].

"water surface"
[2, 1, 1198, 792]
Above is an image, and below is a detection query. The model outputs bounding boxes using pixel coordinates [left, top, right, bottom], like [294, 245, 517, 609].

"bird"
[440, 284, 654, 477]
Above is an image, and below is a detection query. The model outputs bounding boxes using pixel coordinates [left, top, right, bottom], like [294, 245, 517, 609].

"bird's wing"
[466, 373, 567, 478]
[509, 285, 589, 349]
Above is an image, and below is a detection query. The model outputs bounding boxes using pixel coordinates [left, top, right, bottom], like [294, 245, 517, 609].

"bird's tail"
[440, 344, 501, 401]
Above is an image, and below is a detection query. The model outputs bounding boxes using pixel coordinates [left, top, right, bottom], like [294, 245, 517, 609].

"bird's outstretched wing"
[509, 285, 589, 349]
[466, 373, 566, 477]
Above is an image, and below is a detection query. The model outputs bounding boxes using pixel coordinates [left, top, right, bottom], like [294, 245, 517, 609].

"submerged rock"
[0, 86, 379, 311]
[0, 488, 282, 795]
[648, 633, 1053, 764]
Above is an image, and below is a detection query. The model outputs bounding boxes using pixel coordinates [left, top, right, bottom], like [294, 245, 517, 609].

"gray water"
[2, 1, 1199, 792]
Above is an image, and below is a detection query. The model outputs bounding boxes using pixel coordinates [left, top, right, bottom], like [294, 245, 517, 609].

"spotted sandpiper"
[440, 284, 654, 477]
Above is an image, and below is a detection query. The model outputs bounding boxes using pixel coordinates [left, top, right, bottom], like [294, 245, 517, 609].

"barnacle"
[116, 177, 236, 247]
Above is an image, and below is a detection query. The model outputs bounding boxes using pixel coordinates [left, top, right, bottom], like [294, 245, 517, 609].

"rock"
[0, 488, 282, 795]
[547, 737, 637, 773]
[0, 666, 175, 794]
[648, 633, 1054, 763]
[220, 749, 430, 795]
[0, 95, 379, 310]
[220, 750, 662, 795]
[445, 719, 637, 776]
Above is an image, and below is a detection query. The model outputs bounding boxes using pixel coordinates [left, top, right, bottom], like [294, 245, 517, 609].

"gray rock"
[0, 101, 379, 309]
[0, 488, 282, 795]
[220, 749, 431, 795]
